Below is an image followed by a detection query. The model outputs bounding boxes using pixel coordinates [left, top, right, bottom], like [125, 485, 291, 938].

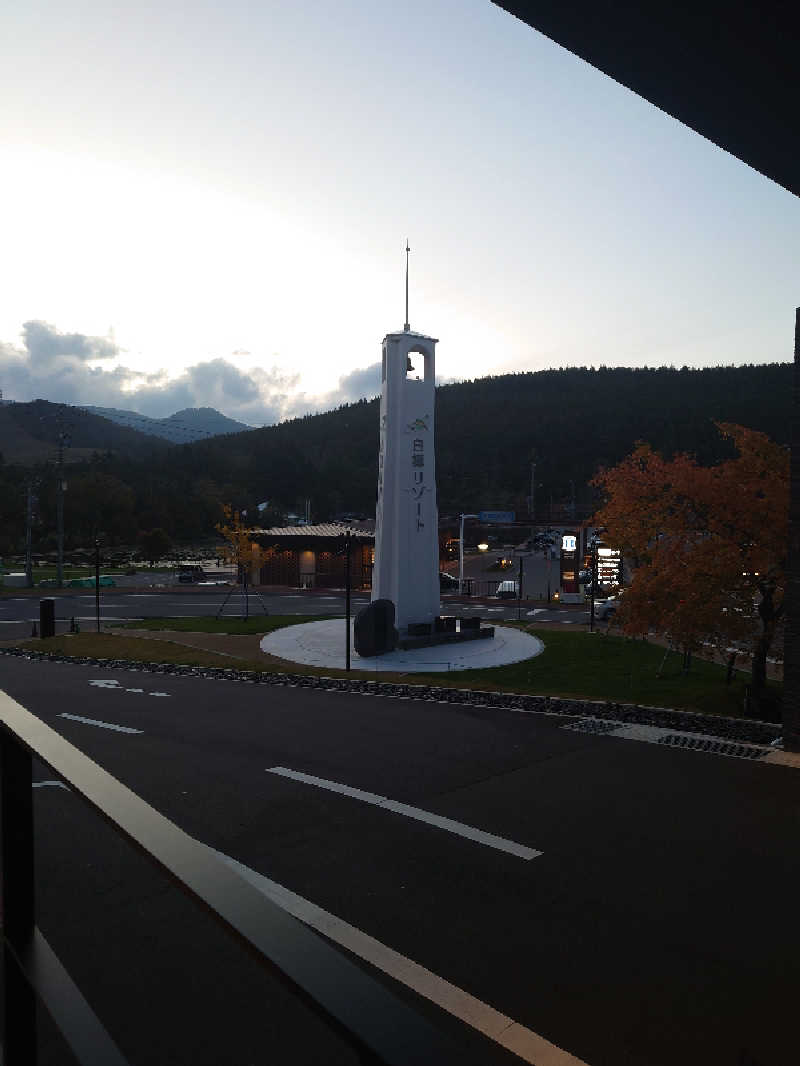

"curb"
[0, 645, 782, 746]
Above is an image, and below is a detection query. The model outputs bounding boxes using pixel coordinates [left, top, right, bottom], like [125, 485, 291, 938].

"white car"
[594, 599, 619, 621]
[496, 580, 519, 599]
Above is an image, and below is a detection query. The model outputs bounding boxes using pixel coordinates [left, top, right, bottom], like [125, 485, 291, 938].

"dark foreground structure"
[494, 1, 799, 748]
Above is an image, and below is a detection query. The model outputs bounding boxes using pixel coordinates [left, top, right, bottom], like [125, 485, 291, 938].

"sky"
[1, 0, 798, 426]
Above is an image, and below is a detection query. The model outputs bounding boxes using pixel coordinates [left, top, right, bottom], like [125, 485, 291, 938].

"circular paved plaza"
[260, 619, 543, 673]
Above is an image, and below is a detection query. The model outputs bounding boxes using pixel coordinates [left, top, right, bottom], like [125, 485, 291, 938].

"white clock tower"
[371, 245, 440, 632]
[372, 330, 440, 631]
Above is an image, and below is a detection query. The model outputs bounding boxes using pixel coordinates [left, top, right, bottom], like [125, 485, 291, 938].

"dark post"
[1, 735, 38, 1064]
[783, 307, 800, 751]
[94, 537, 101, 634]
[345, 529, 351, 672]
[39, 597, 55, 639]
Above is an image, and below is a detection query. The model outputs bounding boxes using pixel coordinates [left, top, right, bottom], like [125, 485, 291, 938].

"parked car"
[496, 579, 519, 599]
[177, 565, 205, 584]
[439, 571, 459, 590]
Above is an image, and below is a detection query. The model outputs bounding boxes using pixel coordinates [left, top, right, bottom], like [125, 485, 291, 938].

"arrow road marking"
[88, 680, 170, 697]
[266, 766, 541, 861]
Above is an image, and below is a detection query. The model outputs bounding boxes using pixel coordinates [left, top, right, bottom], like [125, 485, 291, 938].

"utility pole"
[53, 413, 70, 589]
[94, 537, 101, 633]
[459, 513, 478, 594]
[56, 452, 65, 587]
[530, 462, 536, 521]
[25, 482, 34, 588]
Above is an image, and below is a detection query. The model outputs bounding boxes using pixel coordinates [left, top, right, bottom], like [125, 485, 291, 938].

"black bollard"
[39, 598, 55, 639]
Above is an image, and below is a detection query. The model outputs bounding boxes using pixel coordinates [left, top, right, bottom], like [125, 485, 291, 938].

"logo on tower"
[405, 415, 430, 433]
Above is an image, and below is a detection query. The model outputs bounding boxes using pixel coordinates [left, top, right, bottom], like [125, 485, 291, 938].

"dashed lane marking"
[33, 780, 69, 790]
[58, 713, 143, 734]
[215, 848, 588, 1066]
[265, 766, 542, 861]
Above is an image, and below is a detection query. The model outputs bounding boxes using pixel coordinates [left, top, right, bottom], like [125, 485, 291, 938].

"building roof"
[493, 2, 799, 199]
[252, 522, 375, 541]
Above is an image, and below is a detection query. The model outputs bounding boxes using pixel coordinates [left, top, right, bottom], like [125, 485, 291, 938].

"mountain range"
[78, 405, 251, 442]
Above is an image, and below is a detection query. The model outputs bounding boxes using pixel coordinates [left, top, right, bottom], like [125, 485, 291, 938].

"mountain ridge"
[78, 404, 251, 442]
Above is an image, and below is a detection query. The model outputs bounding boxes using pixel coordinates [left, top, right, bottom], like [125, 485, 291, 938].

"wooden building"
[251, 523, 375, 589]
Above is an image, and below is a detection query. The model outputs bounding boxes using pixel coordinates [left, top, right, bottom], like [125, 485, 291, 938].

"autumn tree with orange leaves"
[216, 505, 263, 581]
[593, 423, 788, 714]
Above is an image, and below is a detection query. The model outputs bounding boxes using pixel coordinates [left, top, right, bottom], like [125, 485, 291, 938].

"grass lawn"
[18, 620, 778, 719]
[114, 614, 328, 635]
[20, 633, 253, 669]
[444, 627, 773, 718]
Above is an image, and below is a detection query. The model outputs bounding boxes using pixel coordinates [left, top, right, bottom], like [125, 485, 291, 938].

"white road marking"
[88, 679, 170, 698]
[33, 780, 69, 790]
[265, 766, 541, 860]
[215, 849, 587, 1066]
[59, 713, 143, 734]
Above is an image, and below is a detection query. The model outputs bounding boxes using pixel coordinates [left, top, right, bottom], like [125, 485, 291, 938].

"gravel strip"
[0, 646, 781, 745]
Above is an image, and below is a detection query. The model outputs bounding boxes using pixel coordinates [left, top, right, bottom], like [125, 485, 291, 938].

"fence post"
[1, 733, 38, 1063]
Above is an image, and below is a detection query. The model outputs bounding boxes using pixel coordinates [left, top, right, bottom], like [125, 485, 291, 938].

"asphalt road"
[0, 655, 797, 1065]
[0, 586, 589, 641]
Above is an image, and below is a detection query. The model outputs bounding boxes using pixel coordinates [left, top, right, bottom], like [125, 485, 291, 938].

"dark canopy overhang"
[493, 2, 799, 198]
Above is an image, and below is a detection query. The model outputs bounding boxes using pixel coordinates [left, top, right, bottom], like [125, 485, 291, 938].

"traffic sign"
[478, 511, 515, 523]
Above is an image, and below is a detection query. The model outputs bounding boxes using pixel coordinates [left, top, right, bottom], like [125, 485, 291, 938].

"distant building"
[251, 522, 374, 589]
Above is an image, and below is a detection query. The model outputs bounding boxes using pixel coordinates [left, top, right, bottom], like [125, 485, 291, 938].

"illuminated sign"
[596, 546, 622, 587]
[562, 535, 577, 552]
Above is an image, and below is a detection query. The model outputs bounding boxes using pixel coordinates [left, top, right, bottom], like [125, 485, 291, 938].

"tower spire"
[403, 239, 409, 330]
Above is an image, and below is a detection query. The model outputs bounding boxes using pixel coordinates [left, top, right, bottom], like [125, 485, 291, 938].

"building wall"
[258, 544, 372, 588]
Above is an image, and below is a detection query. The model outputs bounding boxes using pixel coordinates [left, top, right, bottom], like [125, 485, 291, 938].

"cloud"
[281, 362, 382, 421]
[0, 320, 302, 424]
[333, 362, 382, 403]
[22, 320, 118, 365]
[0, 321, 381, 426]
[123, 359, 298, 424]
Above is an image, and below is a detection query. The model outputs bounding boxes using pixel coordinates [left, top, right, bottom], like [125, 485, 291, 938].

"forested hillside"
[0, 363, 791, 554]
[160, 362, 792, 520]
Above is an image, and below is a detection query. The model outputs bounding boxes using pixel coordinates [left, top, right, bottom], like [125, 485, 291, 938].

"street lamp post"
[459, 513, 478, 594]
[345, 528, 351, 672]
[589, 540, 597, 633]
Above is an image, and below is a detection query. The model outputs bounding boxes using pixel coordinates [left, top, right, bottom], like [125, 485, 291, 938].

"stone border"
[0, 645, 782, 745]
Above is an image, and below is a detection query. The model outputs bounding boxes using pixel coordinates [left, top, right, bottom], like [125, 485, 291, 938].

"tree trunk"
[751, 581, 780, 694]
[749, 582, 782, 720]
[726, 651, 737, 684]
